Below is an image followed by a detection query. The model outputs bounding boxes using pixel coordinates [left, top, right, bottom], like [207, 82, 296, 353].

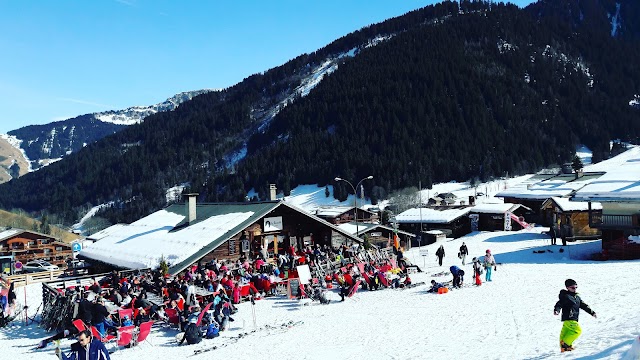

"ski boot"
[560, 341, 574, 352]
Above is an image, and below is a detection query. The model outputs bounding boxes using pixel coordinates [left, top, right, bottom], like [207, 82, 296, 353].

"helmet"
[565, 279, 577, 287]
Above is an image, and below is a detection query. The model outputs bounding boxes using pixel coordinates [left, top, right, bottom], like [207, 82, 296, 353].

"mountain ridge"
[0, 0, 638, 228]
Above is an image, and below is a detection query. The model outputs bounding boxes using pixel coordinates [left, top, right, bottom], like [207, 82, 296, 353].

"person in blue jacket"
[449, 265, 465, 288]
[56, 329, 110, 360]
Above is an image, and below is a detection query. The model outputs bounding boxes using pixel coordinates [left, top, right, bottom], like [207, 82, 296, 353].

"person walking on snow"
[436, 245, 445, 266]
[459, 242, 469, 265]
[553, 279, 597, 352]
[483, 249, 496, 282]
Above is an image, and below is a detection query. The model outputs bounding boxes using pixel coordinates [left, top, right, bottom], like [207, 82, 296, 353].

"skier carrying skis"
[553, 279, 597, 352]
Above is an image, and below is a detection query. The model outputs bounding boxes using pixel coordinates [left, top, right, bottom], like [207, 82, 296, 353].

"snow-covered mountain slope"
[94, 89, 214, 126]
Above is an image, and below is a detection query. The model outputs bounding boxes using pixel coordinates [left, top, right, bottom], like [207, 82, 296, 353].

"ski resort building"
[335, 222, 415, 248]
[540, 197, 602, 240]
[314, 206, 378, 224]
[468, 203, 532, 232]
[496, 172, 605, 224]
[0, 228, 72, 272]
[572, 154, 640, 259]
[79, 196, 365, 275]
[395, 206, 472, 239]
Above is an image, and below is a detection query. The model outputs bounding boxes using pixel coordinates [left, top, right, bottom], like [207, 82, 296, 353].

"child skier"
[553, 279, 597, 352]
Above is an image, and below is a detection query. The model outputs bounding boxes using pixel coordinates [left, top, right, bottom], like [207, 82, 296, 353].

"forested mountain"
[0, 90, 211, 176]
[0, 0, 638, 228]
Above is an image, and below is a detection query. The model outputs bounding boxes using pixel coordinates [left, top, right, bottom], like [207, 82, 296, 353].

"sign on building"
[264, 216, 283, 232]
[504, 212, 512, 231]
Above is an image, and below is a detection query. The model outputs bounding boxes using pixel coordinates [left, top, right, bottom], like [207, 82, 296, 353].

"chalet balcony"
[590, 213, 640, 229]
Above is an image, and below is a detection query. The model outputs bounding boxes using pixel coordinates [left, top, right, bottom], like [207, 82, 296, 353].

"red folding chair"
[115, 325, 136, 350]
[136, 320, 154, 347]
[164, 308, 179, 328]
[377, 272, 390, 288]
[347, 279, 362, 298]
[90, 325, 116, 343]
[118, 308, 133, 326]
[196, 302, 213, 326]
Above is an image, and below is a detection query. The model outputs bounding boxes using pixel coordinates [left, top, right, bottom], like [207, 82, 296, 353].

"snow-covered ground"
[3, 227, 640, 359]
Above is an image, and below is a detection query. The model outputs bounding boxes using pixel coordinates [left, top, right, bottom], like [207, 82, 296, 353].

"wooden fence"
[8, 270, 65, 287]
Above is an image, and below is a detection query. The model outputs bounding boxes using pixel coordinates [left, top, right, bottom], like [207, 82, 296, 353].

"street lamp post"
[335, 175, 374, 243]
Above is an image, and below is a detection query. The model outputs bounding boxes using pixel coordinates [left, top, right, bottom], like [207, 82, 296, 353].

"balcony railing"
[590, 213, 639, 229]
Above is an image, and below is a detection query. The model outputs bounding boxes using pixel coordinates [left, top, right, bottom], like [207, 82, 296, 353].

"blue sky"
[0, 0, 535, 134]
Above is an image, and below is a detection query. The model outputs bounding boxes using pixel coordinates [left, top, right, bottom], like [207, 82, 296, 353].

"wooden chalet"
[468, 203, 531, 231]
[336, 222, 415, 248]
[540, 197, 601, 240]
[81, 196, 365, 275]
[497, 172, 605, 224]
[0, 228, 72, 269]
[572, 151, 640, 259]
[395, 206, 472, 238]
[314, 206, 377, 224]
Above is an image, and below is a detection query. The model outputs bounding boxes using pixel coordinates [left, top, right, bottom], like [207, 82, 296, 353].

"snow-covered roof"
[314, 206, 354, 217]
[336, 222, 414, 237]
[573, 155, 640, 201]
[0, 228, 22, 241]
[469, 203, 521, 214]
[80, 207, 256, 271]
[395, 207, 471, 224]
[80, 201, 366, 274]
[495, 173, 604, 200]
[544, 197, 602, 212]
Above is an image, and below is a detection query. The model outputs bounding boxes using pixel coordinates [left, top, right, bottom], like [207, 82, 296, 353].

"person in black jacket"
[179, 318, 202, 345]
[553, 279, 597, 352]
[435, 245, 445, 266]
[459, 242, 469, 265]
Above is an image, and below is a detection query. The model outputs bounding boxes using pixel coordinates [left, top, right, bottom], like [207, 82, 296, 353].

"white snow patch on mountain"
[0, 133, 33, 171]
[165, 183, 190, 204]
[610, 3, 622, 37]
[72, 201, 115, 232]
[576, 144, 592, 165]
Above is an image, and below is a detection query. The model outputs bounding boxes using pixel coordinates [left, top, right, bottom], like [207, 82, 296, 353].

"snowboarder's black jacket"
[554, 290, 595, 321]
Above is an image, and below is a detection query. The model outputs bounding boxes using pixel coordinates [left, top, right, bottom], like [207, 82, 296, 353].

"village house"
[571, 149, 640, 259]
[496, 171, 605, 224]
[314, 206, 378, 224]
[0, 228, 72, 273]
[468, 203, 532, 231]
[80, 195, 365, 275]
[395, 206, 472, 239]
[540, 197, 602, 240]
[336, 222, 415, 248]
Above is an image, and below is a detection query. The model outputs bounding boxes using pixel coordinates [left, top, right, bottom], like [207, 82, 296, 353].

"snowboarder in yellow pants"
[554, 279, 597, 352]
[559, 320, 582, 350]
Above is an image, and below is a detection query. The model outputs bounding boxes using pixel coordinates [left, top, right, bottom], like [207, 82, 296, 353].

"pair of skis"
[191, 320, 304, 356]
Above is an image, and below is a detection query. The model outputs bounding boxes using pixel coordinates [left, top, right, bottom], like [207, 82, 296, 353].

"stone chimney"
[269, 184, 277, 201]
[185, 193, 199, 224]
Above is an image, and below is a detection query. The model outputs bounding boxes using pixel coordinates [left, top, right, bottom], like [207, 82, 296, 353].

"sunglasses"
[568, 285, 578, 289]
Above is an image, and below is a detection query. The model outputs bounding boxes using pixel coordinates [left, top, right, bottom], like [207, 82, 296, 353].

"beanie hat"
[486, 249, 491, 254]
[565, 279, 577, 287]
